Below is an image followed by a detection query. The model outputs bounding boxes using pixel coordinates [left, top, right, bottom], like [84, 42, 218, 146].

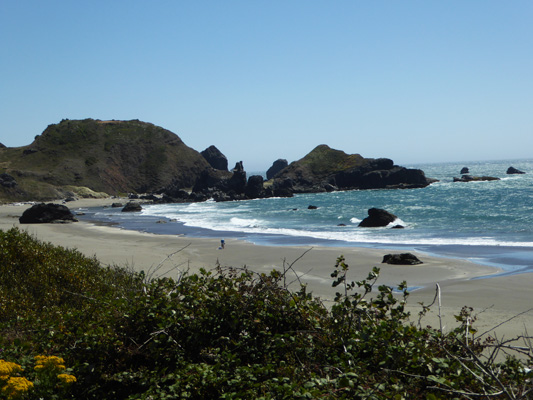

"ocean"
[78, 159, 533, 275]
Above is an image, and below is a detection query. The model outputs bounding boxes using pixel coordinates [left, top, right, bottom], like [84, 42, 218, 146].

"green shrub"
[0, 228, 531, 399]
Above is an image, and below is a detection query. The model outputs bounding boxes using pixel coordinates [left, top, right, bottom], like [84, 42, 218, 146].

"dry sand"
[2, 198, 533, 345]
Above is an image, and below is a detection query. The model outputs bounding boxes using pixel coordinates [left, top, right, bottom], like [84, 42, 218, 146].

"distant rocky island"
[0, 118, 437, 203]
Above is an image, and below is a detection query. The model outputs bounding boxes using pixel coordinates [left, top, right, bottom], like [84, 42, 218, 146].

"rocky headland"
[0, 119, 438, 203]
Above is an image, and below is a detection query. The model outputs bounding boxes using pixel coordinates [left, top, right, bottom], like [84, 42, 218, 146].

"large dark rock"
[189, 163, 248, 201]
[358, 208, 398, 228]
[266, 159, 288, 180]
[382, 253, 423, 265]
[507, 166, 525, 174]
[460, 167, 469, 174]
[453, 175, 500, 182]
[244, 175, 265, 199]
[122, 202, 142, 212]
[0, 143, 5, 149]
[19, 203, 78, 223]
[0, 173, 17, 188]
[201, 145, 228, 171]
[228, 163, 247, 194]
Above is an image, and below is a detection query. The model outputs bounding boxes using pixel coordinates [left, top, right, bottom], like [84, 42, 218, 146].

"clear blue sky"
[1, 1, 532, 171]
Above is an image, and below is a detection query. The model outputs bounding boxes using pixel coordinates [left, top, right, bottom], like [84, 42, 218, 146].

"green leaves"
[0, 229, 530, 399]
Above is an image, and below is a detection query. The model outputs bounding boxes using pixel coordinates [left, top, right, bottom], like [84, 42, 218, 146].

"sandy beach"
[2, 198, 533, 345]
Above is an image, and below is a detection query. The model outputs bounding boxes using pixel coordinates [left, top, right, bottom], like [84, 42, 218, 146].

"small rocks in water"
[507, 166, 525, 174]
[391, 224, 405, 229]
[156, 219, 167, 224]
[308, 205, 318, 209]
[111, 202, 124, 208]
[382, 253, 423, 265]
[337, 223, 346, 227]
[358, 208, 397, 228]
[122, 202, 142, 212]
[460, 167, 469, 174]
[453, 175, 500, 182]
[19, 203, 78, 224]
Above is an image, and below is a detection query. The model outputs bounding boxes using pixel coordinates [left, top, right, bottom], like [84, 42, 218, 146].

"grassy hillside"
[278, 144, 368, 181]
[0, 227, 530, 399]
[0, 119, 210, 201]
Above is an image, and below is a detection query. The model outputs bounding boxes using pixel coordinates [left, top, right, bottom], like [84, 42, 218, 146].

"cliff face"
[272, 144, 435, 193]
[0, 119, 210, 201]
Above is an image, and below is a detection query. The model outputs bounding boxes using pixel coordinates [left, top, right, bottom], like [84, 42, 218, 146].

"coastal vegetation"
[1, 227, 531, 399]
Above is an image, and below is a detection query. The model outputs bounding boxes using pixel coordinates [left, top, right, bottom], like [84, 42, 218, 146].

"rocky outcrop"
[122, 202, 142, 212]
[273, 145, 436, 193]
[19, 203, 78, 223]
[266, 159, 288, 180]
[382, 253, 423, 265]
[0, 143, 6, 149]
[0, 173, 17, 188]
[507, 166, 525, 174]
[201, 145, 228, 171]
[244, 175, 266, 199]
[460, 167, 469, 174]
[358, 208, 398, 228]
[453, 175, 500, 182]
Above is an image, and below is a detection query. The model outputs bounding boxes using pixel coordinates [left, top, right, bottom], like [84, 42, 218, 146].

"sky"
[1, 1, 532, 171]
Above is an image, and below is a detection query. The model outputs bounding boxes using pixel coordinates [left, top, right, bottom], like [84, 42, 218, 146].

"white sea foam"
[230, 217, 262, 228]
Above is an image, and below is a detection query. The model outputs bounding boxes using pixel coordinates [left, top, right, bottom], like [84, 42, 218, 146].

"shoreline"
[2, 198, 533, 340]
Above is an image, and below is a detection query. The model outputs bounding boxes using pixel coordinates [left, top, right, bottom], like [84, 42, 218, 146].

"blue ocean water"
[79, 159, 533, 274]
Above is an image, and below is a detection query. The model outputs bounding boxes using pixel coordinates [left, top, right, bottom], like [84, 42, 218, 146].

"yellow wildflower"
[34, 355, 66, 371]
[0, 360, 23, 380]
[2, 376, 33, 399]
[57, 373, 77, 384]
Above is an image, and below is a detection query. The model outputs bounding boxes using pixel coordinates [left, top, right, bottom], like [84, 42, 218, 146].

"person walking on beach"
[221, 239, 225, 249]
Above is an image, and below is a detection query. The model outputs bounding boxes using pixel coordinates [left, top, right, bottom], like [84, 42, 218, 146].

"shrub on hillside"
[0, 228, 531, 399]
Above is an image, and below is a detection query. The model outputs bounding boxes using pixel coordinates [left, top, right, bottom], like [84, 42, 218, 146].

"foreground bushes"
[0, 227, 531, 399]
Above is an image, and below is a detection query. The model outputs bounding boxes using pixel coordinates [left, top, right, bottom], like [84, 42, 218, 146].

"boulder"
[358, 208, 397, 227]
[201, 145, 228, 171]
[19, 203, 78, 223]
[460, 167, 469, 174]
[308, 205, 318, 210]
[382, 253, 423, 265]
[111, 202, 124, 208]
[266, 159, 288, 180]
[122, 202, 142, 212]
[507, 166, 525, 174]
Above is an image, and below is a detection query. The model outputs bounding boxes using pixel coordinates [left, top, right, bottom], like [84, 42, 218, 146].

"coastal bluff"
[0, 119, 209, 202]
